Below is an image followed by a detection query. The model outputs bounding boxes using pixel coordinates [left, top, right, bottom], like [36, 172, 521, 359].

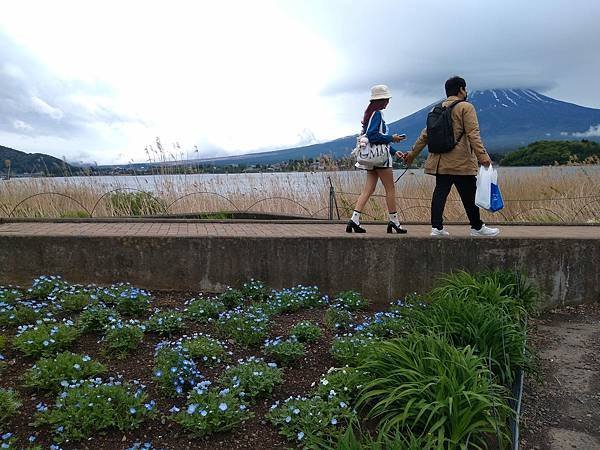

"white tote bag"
[475, 165, 495, 210]
[352, 113, 390, 166]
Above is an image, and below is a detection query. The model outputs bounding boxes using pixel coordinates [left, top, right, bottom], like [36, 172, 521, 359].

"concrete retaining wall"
[1, 234, 598, 309]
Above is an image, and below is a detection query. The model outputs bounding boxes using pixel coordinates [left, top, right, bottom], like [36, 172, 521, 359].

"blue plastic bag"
[490, 183, 504, 212]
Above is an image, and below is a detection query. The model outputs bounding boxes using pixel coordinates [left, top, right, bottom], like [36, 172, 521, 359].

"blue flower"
[200, 409, 208, 416]
[129, 407, 137, 414]
[285, 416, 291, 423]
[331, 418, 337, 425]
[187, 404, 198, 414]
[73, 363, 81, 370]
[297, 431, 305, 440]
[28, 435, 37, 442]
[169, 406, 180, 413]
[219, 402, 228, 411]
[1, 434, 11, 440]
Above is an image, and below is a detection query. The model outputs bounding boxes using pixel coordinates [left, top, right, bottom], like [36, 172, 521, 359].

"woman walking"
[346, 84, 407, 234]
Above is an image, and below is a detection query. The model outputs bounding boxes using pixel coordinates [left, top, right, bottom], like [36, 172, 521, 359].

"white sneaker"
[470, 224, 500, 237]
[431, 228, 450, 236]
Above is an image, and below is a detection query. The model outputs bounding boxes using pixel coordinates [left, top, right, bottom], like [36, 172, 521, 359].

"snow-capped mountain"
[192, 89, 600, 166]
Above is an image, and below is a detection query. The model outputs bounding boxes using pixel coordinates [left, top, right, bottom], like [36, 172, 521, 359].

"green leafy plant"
[263, 337, 306, 366]
[56, 289, 93, 313]
[290, 320, 322, 343]
[218, 357, 283, 399]
[184, 297, 225, 323]
[216, 306, 269, 347]
[325, 307, 354, 330]
[331, 291, 370, 311]
[153, 343, 203, 396]
[109, 191, 165, 216]
[28, 275, 70, 299]
[239, 279, 270, 302]
[314, 367, 365, 404]
[330, 335, 379, 367]
[23, 352, 107, 392]
[356, 333, 511, 448]
[96, 283, 151, 317]
[267, 394, 355, 448]
[0, 388, 21, 424]
[180, 334, 227, 366]
[13, 322, 79, 357]
[145, 310, 184, 336]
[36, 379, 155, 442]
[0, 286, 22, 303]
[0, 300, 51, 327]
[267, 285, 325, 313]
[77, 305, 120, 333]
[218, 288, 246, 309]
[171, 387, 252, 437]
[103, 321, 144, 358]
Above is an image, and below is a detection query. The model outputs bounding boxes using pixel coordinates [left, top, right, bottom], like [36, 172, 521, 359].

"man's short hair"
[445, 76, 467, 97]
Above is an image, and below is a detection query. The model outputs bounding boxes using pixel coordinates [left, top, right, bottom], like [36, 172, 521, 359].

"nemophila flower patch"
[183, 296, 225, 323]
[216, 305, 270, 346]
[145, 310, 185, 336]
[324, 307, 354, 331]
[218, 357, 283, 399]
[35, 378, 155, 442]
[0, 388, 21, 423]
[76, 304, 120, 332]
[178, 333, 229, 366]
[263, 336, 306, 366]
[13, 321, 79, 358]
[96, 283, 151, 316]
[22, 352, 107, 393]
[153, 341, 204, 396]
[290, 320, 322, 343]
[172, 387, 252, 437]
[103, 319, 145, 358]
[1, 272, 533, 449]
[330, 291, 370, 311]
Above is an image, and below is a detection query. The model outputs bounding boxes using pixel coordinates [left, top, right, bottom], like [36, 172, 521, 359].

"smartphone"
[398, 134, 406, 139]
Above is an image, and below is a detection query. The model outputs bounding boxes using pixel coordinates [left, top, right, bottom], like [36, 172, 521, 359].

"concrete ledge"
[1, 223, 598, 309]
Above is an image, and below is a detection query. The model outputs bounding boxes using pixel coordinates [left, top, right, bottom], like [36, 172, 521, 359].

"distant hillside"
[0, 145, 77, 176]
[193, 89, 600, 166]
[500, 140, 600, 166]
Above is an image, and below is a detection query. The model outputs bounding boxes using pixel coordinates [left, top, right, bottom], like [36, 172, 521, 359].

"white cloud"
[30, 96, 64, 120]
[12, 119, 33, 131]
[571, 124, 600, 138]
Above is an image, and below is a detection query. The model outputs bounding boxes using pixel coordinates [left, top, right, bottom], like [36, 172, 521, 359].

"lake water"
[5, 166, 600, 196]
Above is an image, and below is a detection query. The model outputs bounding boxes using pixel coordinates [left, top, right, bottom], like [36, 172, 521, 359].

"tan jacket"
[408, 96, 489, 176]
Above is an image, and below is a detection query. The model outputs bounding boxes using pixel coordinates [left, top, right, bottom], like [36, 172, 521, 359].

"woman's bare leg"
[377, 168, 397, 213]
[354, 170, 379, 213]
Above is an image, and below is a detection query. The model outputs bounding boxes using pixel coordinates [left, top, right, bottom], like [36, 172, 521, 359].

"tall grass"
[1, 166, 598, 221]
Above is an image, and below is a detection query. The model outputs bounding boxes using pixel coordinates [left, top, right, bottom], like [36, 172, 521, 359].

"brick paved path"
[0, 221, 598, 239]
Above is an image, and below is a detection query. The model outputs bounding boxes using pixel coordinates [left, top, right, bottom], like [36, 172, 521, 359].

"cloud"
[571, 124, 600, 138]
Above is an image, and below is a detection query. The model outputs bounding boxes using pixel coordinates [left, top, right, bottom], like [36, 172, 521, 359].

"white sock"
[388, 212, 400, 226]
[351, 210, 361, 225]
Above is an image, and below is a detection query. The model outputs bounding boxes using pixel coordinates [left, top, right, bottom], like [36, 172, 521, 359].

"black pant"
[431, 174, 483, 230]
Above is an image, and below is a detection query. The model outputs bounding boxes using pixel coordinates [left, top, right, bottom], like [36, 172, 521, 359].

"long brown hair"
[362, 99, 389, 131]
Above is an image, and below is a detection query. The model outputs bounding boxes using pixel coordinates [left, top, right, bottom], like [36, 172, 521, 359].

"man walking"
[403, 76, 499, 236]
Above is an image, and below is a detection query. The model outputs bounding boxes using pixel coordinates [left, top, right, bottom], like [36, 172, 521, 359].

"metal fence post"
[328, 184, 334, 221]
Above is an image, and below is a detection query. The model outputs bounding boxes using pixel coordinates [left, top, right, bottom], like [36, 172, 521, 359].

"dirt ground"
[520, 302, 600, 450]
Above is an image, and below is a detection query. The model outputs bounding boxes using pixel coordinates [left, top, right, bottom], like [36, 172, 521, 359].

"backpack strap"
[447, 100, 467, 144]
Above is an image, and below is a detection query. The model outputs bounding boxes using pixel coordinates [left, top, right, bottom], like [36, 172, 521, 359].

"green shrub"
[330, 335, 380, 367]
[0, 301, 47, 327]
[324, 308, 354, 330]
[172, 387, 252, 437]
[354, 312, 407, 339]
[357, 333, 511, 448]
[96, 284, 151, 317]
[263, 337, 306, 366]
[180, 334, 227, 366]
[36, 379, 155, 442]
[23, 352, 107, 392]
[239, 279, 270, 302]
[13, 322, 79, 357]
[290, 320, 322, 343]
[109, 191, 165, 216]
[267, 285, 325, 313]
[0, 286, 22, 303]
[145, 310, 184, 336]
[28, 275, 70, 299]
[59, 210, 90, 218]
[218, 288, 246, 309]
[0, 334, 7, 352]
[218, 357, 283, 399]
[56, 289, 94, 313]
[0, 388, 21, 423]
[334, 426, 443, 450]
[216, 306, 269, 347]
[103, 321, 144, 358]
[153, 343, 203, 396]
[267, 394, 355, 447]
[409, 296, 528, 385]
[314, 367, 365, 404]
[184, 297, 225, 323]
[331, 291, 370, 311]
[77, 305, 120, 333]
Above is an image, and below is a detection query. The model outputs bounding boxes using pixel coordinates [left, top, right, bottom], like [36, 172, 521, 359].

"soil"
[1, 291, 372, 450]
[520, 303, 600, 450]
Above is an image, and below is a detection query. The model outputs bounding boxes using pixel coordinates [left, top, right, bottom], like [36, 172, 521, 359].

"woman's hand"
[391, 134, 406, 143]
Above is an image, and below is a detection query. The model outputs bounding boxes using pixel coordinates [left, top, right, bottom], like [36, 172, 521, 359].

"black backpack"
[426, 100, 465, 153]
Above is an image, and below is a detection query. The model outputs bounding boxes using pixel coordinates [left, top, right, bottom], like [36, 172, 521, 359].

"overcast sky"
[1, 0, 599, 164]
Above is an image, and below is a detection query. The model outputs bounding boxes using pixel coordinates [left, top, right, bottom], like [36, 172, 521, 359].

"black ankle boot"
[387, 221, 407, 234]
[346, 220, 366, 233]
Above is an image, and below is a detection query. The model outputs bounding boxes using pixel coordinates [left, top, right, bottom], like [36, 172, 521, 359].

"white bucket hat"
[370, 84, 392, 100]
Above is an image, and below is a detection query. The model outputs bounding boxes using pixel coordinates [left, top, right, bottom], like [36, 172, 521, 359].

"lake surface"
[5, 166, 600, 196]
